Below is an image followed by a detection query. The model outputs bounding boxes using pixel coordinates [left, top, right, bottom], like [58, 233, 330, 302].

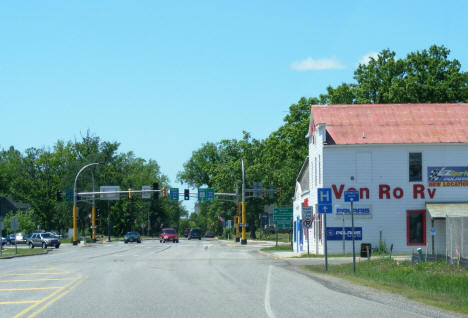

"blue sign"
[326, 227, 362, 240]
[317, 188, 332, 204]
[344, 190, 359, 202]
[318, 204, 332, 214]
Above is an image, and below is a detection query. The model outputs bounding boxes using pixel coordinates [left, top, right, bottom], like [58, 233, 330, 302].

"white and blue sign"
[326, 227, 362, 240]
[344, 190, 359, 202]
[318, 188, 332, 204]
[336, 204, 371, 216]
[318, 204, 333, 214]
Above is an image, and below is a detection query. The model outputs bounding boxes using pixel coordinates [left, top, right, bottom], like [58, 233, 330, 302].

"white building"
[293, 103, 468, 259]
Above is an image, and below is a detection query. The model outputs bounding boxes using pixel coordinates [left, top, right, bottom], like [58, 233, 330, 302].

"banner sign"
[335, 204, 372, 216]
[428, 166, 468, 187]
[326, 227, 362, 241]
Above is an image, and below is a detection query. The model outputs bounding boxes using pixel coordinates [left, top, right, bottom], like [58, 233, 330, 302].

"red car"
[160, 228, 179, 243]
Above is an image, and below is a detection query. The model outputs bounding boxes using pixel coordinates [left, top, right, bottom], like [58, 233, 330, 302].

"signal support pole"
[73, 162, 99, 245]
[241, 159, 247, 245]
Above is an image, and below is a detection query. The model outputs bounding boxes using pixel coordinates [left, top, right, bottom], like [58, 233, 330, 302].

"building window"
[407, 210, 426, 245]
[409, 153, 422, 182]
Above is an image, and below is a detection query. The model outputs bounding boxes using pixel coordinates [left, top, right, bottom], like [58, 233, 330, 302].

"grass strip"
[0, 248, 48, 258]
[260, 245, 293, 252]
[303, 258, 468, 314]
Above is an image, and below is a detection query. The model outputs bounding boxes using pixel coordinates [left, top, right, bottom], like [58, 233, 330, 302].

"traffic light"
[184, 189, 190, 200]
[56, 190, 63, 201]
[128, 188, 132, 200]
[153, 183, 159, 200]
[162, 186, 166, 199]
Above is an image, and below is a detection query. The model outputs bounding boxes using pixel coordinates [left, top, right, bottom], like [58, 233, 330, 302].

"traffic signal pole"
[73, 162, 99, 245]
[241, 159, 247, 245]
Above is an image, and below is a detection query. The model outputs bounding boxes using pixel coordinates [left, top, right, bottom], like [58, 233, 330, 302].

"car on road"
[204, 231, 215, 238]
[183, 228, 191, 237]
[124, 232, 141, 243]
[27, 232, 61, 249]
[1, 236, 6, 246]
[188, 228, 201, 240]
[160, 228, 179, 243]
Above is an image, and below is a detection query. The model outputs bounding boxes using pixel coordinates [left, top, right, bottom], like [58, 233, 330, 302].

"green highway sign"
[170, 188, 179, 201]
[273, 207, 292, 221]
[198, 188, 215, 202]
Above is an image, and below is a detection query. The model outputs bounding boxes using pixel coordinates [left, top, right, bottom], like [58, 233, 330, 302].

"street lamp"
[73, 162, 100, 245]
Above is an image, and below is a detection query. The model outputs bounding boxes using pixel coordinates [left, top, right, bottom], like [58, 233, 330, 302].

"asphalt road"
[0, 239, 463, 318]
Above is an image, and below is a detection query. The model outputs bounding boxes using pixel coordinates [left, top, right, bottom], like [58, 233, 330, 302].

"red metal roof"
[310, 103, 468, 145]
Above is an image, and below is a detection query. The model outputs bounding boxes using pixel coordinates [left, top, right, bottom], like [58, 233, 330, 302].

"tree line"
[177, 45, 468, 237]
[0, 133, 187, 238]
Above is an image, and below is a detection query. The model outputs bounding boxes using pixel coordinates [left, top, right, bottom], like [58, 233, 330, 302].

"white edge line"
[264, 265, 277, 318]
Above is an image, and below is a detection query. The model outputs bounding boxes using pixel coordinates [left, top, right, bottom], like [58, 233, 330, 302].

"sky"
[1, 1, 467, 212]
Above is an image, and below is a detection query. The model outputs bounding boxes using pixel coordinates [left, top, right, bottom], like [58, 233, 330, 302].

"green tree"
[321, 45, 468, 104]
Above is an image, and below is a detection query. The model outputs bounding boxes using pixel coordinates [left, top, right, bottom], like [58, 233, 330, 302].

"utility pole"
[241, 159, 247, 245]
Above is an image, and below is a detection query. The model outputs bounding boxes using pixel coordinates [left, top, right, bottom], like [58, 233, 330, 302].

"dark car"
[7, 233, 16, 245]
[188, 228, 201, 240]
[160, 228, 179, 243]
[124, 232, 141, 243]
[27, 232, 61, 249]
[204, 231, 215, 238]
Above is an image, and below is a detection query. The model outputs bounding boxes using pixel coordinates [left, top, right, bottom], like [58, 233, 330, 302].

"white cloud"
[290, 57, 345, 71]
[358, 52, 379, 65]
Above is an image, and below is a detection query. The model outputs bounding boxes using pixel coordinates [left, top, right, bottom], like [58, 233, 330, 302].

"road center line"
[0, 277, 80, 283]
[0, 300, 40, 305]
[264, 265, 277, 318]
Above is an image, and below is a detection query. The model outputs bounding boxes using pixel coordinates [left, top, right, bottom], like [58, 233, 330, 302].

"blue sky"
[1, 1, 467, 211]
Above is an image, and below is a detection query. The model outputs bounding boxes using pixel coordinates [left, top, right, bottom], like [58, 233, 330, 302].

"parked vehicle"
[1, 237, 6, 246]
[188, 228, 201, 240]
[6, 233, 15, 245]
[204, 231, 215, 238]
[27, 232, 61, 249]
[15, 233, 27, 244]
[124, 232, 141, 243]
[183, 228, 191, 237]
[160, 228, 179, 243]
[46, 232, 62, 239]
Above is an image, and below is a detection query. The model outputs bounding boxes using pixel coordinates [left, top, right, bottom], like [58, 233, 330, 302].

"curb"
[0, 249, 50, 259]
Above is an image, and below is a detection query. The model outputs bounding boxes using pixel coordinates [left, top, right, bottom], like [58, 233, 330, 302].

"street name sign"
[198, 188, 215, 202]
[100, 186, 120, 200]
[141, 185, 151, 199]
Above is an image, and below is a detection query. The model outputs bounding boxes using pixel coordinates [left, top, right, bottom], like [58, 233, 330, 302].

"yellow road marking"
[0, 287, 62, 292]
[0, 277, 80, 283]
[0, 300, 40, 305]
[27, 276, 87, 318]
[11, 275, 84, 318]
[5, 272, 70, 276]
